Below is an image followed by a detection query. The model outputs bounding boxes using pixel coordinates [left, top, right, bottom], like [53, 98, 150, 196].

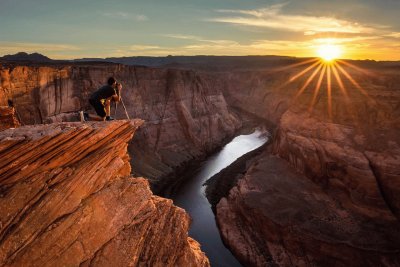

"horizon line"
[1, 52, 400, 63]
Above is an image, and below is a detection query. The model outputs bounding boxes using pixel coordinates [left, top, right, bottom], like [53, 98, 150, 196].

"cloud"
[162, 34, 202, 40]
[0, 42, 80, 54]
[162, 33, 243, 45]
[129, 45, 161, 50]
[312, 36, 382, 44]
[101, 11, 129, 18]
[209, 4, 378, 35]
[100, 11, 148, 21]
[172, 39, 316, 58]
[386, 32, 400, 38]
[135, 15, 148, 21]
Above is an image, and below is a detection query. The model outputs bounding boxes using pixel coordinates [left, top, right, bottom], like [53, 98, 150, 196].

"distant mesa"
[0, 52, 53, 62]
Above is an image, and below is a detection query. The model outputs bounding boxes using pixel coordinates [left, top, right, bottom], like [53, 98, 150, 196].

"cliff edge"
[0, 120, 209, 266]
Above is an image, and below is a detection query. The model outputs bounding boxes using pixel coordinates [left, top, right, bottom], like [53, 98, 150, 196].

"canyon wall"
[217, 62, 400, 266]
[0, 120, 209, 266]
[0, 63, 241, 192]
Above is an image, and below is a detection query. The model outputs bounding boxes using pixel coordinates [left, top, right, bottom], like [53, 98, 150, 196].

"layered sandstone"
[216, 62, 400, 266]
[0, 120, 209, 266]
[0, 63, 240, 191]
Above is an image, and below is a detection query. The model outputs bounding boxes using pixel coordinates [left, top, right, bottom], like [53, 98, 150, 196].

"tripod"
[114, 97, 130, 120]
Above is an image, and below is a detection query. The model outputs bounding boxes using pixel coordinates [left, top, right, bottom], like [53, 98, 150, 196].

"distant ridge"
[0, 52, 53, 62]
[74, 55, 303, 71]
[1, 52, 399, 71]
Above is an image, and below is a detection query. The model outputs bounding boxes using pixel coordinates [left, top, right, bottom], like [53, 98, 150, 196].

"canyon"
[1, 57, 399, 266]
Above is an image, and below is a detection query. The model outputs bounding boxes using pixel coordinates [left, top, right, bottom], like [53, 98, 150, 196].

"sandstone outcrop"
[0, 107, 20, 131]
[0, 63, 241, 191]
[0, 120, 209, 266]
[216, 62, 400, 266]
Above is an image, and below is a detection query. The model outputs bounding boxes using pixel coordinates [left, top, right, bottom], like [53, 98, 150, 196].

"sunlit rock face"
[0, 120, 209, 267]
[0, 63, 241, 191]
[217, 61, 400, 266]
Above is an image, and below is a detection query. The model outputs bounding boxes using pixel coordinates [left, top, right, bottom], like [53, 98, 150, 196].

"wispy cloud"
[162, 33, 242, 45]
[386, 32, 400, 38]
[162, 34, 202, 40]
[179, 39, 314, 56]
[100, 11, 148, 21]
[312, 36, 382, 44]
[135, 14, 148, 21]
[129, 45, 161, 50]
[0, 42, 80, 54]
[209, 4, 378, 35]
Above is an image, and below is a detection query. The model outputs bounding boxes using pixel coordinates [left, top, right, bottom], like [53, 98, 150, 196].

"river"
[170, 129, 269, 267]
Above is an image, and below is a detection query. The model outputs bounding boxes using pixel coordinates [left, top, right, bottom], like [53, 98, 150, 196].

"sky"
[0, 0, 399, 60]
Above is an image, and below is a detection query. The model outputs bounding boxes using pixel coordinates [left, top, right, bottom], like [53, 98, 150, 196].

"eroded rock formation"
[0, 120, 209, 266]
[217, 62, 400, 266]
[217, 153, 400, 266]
[0, 107, 20, 131]
[0, 63, 241, 191]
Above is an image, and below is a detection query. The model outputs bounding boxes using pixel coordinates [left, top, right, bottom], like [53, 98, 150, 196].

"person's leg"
[89, 99, 107, 121]
[104, 98, 115, 120]
[105, 99, 111, 117]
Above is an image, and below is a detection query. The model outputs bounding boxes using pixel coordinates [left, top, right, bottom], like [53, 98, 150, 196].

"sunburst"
[270, 46, 370, 121]
[317, 44, 342, 62]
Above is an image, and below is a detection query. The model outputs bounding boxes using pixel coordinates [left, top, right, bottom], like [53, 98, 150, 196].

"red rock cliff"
[0, 120, 209, 266]
[0, 63, 241, 191]
[217, 62, 400, 266]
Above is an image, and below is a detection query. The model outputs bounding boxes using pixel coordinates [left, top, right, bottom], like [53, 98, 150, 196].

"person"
[86, 77, 122, 121]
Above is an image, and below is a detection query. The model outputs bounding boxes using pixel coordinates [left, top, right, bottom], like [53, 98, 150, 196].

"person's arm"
[112, 83, 122, 102]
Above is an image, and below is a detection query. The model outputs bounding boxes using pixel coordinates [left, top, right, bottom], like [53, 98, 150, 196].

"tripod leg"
[121, 98, 130, 120]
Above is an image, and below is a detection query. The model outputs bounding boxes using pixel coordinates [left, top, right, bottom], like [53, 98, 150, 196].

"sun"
[317, 44, 342, 62]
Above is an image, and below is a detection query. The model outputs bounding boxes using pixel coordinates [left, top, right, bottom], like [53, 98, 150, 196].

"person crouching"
[87, 77, 122, 121]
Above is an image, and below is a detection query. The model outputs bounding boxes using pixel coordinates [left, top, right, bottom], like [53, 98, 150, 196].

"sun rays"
[274, 57, 371, 121]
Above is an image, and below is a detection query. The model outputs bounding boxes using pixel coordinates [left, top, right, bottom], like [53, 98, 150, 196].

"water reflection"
[171, 129, 269, 267]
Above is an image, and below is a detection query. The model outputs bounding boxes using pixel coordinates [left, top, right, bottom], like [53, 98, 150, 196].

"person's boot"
[106, 116, 115, 121]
